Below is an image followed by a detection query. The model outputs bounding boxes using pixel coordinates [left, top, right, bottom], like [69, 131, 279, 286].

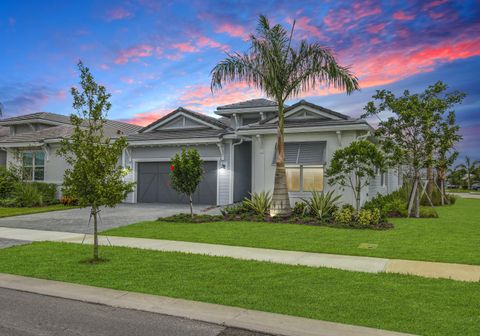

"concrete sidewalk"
[0, 273, 414, 336]
[0, 227, 479, 282]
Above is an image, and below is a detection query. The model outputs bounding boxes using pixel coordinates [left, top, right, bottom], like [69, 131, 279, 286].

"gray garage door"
[137, 161, 217, 205]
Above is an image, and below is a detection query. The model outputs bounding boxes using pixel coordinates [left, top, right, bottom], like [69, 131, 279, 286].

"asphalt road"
[0, 288, 271, 336]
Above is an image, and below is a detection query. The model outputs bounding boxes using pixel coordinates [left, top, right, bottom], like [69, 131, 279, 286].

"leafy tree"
[210, 15, 358, 217]
[170, 148, 204, 218]
[455, 156, 479, 190]
[326, 140, 385, 210]
[362, 82, 464, 217]
[58, 61, 134, 261]
[434, 111, 462, 204]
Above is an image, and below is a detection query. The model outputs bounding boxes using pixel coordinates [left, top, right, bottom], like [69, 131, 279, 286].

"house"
[0, 99, 402, 207]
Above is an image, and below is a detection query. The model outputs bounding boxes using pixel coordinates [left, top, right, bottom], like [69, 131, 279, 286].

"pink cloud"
[287, 16, 327, 40]
[124, 109, 172, 126]
[215, 23, 249, 41]
[121, 77, 135, 84]
[324, 1, 382, 32]
[196, 36, 229, 52]
[393, 11, 415, 21]
[114, 44, 154, 64]
[100, 63, 111, 70]
[365, 22, 387, 34]
[422, 0, 448, 11]
[106, 7, 132, 21]
[172, 42, 199, 53]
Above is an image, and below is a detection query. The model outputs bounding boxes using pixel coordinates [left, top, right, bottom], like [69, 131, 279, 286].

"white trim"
[127, 138, 221, 146]
[0, 142, 43, 148]
[142, 111, 222, 133]
[238, 123, 372, 135]
[229, 140, 234, 204]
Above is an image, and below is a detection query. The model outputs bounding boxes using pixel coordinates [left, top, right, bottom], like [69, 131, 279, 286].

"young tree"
[211, 15, 358, 217]
[363, 82, 464, 217]
[455, 156, 479, 190]
[170, 148, 204, 217]
[58, 61, 134, 261]
[434, 111, 462, 204]
[326, 140, 385, 210]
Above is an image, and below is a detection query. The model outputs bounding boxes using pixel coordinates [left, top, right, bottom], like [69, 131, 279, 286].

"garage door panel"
[137, 161, 217, 205]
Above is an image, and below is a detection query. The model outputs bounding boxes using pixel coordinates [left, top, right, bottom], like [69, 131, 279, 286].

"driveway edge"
[0, 273, 414, 336]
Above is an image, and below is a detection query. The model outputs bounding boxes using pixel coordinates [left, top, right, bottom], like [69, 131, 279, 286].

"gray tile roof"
[0, 125, 76, 144]
[238, 118, 371, 131]
[0, 112, 72, 125]
[139, 107, 229, 133]
[127, 128, 227, 142]
[217, 98, 278, 110]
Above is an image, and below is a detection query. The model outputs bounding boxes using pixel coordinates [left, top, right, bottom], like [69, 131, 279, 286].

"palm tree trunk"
[270, 102, 291, 217]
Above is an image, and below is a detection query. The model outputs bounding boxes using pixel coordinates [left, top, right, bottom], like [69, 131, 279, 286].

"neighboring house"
[0, 99, 401, 207]
[0, 112, 141, 195]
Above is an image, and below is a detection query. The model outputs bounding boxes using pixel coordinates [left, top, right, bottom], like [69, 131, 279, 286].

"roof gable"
[263, 100, 350, 125]
[140, 107, 228, 133]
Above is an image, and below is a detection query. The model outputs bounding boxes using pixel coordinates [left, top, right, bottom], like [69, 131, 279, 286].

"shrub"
[158, 213, 223, 223]
[243, 191, 272, 216]
[292, 202, 307, 216]
[302, 190, 340, 221]
[30, 182, 58, 205]
[12, 183, 44, 207]
[333, 207, 353, 225]
[0, 167, 19, 199]
[60, 195, 79, 206]
[0, 198, 18, 207]
[356, 208, 381, 227]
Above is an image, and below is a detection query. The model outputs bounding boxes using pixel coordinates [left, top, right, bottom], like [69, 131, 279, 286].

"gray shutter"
[273, 141, 326, 165]
[298, 142, 325, 165]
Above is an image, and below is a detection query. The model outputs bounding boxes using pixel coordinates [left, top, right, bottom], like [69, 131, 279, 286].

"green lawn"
[104, 198, 480, 265]
[0, 204, 76, 218]
[0, 242, 478, 336]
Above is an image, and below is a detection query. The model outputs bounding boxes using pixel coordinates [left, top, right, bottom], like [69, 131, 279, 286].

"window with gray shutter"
[273, 141, 326, 165]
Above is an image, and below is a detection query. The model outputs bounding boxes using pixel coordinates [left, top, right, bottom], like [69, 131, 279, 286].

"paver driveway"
[0, 203, 219, 233]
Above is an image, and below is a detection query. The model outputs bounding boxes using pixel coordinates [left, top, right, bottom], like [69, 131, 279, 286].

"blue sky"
[1, 0, 479, 159]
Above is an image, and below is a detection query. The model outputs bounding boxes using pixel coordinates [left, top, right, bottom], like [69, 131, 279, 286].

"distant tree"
[434, 111, 462, 204]
[363, 82, 464, 217]
[58, 61, 135, 261]
[326, 140, 385, 210]
[211, 15, 358, 217]
[170, 148, 204, 218]
[0, 102, 4, 117]
[455, 156, 479, 190]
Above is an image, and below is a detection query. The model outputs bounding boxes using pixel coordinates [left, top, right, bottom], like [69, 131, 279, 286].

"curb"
[0, 273, 414, 336]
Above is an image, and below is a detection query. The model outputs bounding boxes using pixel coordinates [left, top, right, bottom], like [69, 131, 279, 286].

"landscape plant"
[169, 148, 204, 218]
[0, 166, 18, 199]
[454, 156, 479, 190]
[243, 191, 272, 216]
[362, 82, 465, 217]
[58, 61, 134, 262]
[326, 140, 385, 210]
[301, 190, 340, 221]
[211, 15, 358, 217]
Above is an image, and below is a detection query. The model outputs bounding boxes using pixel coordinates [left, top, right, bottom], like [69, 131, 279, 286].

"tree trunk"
[426, 165, 434, 198]
[407, 175, 419, 218]
[270, 102, 291, 217]
[189, 194, 193, 218]
[355, 175, 361, 211]
[440, 179, 445, 206]
[92, 206, 99, 260]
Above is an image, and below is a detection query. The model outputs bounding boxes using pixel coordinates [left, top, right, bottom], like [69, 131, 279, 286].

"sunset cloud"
[392, 11, 415, 21]
[215, 23, 249, 40]
[105, 7, 132, 21]
[114, 44, 154, 64]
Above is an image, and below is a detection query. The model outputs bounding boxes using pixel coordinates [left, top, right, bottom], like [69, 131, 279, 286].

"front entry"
[137, 161, 217, 205]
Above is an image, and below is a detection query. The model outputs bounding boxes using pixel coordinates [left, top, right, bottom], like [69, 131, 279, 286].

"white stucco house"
[0, 98, 401, 207]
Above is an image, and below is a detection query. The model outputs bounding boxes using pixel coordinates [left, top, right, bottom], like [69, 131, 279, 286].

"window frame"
[22, 151, 45, 181]
[285, 164, 324, 193]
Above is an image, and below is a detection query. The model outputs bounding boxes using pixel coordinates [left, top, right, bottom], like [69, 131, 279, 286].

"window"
[22, 151, 45, 181]
[286, 165, 324, 192]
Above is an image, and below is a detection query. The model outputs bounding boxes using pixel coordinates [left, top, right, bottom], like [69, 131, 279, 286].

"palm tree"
[210, 15, 359, 216]
[455, 156, 479, 189]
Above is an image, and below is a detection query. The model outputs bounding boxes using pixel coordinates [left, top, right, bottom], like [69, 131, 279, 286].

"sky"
[1, 0, 479, 159]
